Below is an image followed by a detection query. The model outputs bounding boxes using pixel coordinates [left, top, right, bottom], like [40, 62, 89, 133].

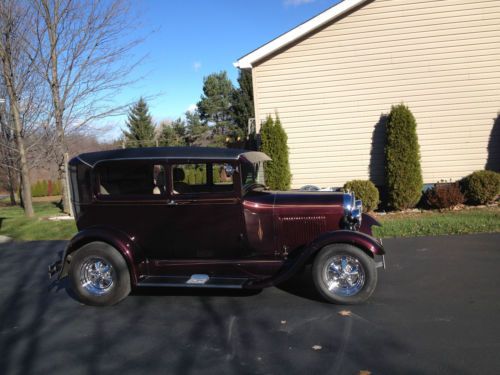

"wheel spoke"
[341, 257, 348, 271]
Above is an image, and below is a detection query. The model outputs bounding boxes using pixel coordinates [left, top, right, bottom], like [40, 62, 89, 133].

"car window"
[241, 161, 265, 189]
[172, 163, 234, 195]
[95, 161, 166, 197]
[213, 163, 234, 185]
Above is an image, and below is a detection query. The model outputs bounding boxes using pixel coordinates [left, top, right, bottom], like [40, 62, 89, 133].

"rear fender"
[59, 227, 144, 286]
[246, 230, 384, 289]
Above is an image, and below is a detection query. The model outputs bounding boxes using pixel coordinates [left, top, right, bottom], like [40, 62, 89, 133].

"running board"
[136, 275, 248, 289]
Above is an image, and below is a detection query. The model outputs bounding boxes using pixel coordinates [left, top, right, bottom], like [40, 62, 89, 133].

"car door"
[88, 160, 170, 257]
[147, 160, 247, 260]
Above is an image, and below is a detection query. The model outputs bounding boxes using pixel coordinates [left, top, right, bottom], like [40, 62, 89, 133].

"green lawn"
[0, 199, 498, 241]
[0, 201, 76, 241]
[373, 206, 500, 238]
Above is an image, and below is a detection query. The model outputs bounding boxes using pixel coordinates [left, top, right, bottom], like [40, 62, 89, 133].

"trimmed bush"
[52, 180, 62, 196]
[260, 114, 292, 190]
[47, 180, 53, 196]
[31, 181, 44, 197]
[31, 179, 62, 197]
[41, 180, 48, 196]
[384, 103, 423, 210]
[343, 180, 380, 212]
[195, 167, 206, 184]
[424, 182, 464, 209]
[461, 170, 500, 204]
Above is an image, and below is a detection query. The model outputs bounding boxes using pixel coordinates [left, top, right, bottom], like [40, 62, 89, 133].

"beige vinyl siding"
[252, 0, 500, 188]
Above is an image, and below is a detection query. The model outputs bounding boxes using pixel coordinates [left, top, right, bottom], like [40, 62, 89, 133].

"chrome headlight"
[343, 193, 362, 230]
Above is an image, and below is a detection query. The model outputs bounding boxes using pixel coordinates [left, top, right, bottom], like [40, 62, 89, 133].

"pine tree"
[185, 110, 208, 145]
[197, 71, 241, 142]
[232, 69, 254, 136]
[123, 98, 156, 148]
[260, 114, 291, 190]
[159, 118, 186, 146]
[384, 103, 423, 209]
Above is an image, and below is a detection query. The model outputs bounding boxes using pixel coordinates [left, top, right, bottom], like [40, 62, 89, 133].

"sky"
[106, 0, 341, 139]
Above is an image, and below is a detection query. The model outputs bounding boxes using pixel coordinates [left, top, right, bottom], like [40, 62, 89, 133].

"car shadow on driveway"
[276, 265, 325, 303]
[130, 286, 262, 298]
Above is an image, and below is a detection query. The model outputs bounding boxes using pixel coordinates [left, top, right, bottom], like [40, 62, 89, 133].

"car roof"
[73, 146, 271, 167]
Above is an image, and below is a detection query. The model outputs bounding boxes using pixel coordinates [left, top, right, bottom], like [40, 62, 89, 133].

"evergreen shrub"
[260, 115, 291, 190]
[384, 103, 423, 209]
[52, 180, 62, 196]
[31, 181, 43, 197]
[461, 170, 500, 204]
[343, 180, 380, 212]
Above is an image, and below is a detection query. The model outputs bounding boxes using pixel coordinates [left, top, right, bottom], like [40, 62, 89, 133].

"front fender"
[359, 213, 382, 237]
[58, 226, 144, 285]
[309, 230, 384, 257]
[246, 230, 384, 289]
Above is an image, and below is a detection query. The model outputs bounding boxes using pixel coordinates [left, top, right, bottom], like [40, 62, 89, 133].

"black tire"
[68, 241, 131, 306]
[312, 243, 377, 305]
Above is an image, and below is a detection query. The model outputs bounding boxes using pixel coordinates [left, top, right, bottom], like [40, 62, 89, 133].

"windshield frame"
[241, 160, 266, 194]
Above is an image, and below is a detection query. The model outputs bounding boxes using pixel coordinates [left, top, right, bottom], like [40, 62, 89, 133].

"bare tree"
[32, 0, 144, 213]
[0, 94, 17, 205]
[0, 1, 36, 216]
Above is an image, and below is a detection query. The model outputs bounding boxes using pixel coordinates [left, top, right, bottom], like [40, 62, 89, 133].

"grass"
[373, 206, 500, 238]
[0, 200, 76, 241]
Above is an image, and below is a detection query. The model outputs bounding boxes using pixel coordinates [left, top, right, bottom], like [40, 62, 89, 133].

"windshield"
[241, 161, 265, 190]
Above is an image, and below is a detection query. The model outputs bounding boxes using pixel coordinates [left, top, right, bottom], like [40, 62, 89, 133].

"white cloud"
[284, 0, 315, 6]
[193, 61, 202, 72]
[186, 104, 197, 113]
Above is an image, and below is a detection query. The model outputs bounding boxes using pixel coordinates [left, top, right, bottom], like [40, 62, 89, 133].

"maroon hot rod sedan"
[49, 147, 385, 306]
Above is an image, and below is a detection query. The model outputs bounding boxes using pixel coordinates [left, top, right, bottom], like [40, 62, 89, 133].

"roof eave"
[233, 0, 368, 69]
[233, 61, 252, 69]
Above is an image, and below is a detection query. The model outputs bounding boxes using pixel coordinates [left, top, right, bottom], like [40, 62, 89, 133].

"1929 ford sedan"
[49, 147, 385, 306]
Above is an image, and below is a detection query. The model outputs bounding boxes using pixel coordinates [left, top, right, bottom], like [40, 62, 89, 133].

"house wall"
[252, 0, 500, 188]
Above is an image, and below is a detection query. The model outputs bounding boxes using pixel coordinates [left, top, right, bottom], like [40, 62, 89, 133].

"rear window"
[95, 161, 166, 198]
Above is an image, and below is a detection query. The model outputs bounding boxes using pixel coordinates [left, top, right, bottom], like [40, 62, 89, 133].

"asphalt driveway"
[0, 234, 499, 375]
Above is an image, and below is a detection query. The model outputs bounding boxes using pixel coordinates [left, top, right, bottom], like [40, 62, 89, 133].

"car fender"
[359, 213, 382, 237]
[309, 229, 384, 257]
[58, 226, 144, 285]
[246, 230, 384, 289]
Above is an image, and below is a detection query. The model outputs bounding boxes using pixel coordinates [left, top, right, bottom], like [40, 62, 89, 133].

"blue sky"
[107, 0, 340, 138]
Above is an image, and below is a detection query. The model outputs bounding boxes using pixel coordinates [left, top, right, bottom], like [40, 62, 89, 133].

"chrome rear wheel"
[80, 257, 115, 296]
[69, 242, 131, 306]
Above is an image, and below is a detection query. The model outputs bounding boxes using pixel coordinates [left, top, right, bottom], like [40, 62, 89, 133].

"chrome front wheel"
[312, 244, 377, 304]
[323, 254, 366, 297]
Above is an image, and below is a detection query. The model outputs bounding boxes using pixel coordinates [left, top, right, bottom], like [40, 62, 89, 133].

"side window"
[95, 161, 166, 198]
[212, 163, 234, 188]
[172, 163, 207, 194]
[172, 163, 235, 194]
